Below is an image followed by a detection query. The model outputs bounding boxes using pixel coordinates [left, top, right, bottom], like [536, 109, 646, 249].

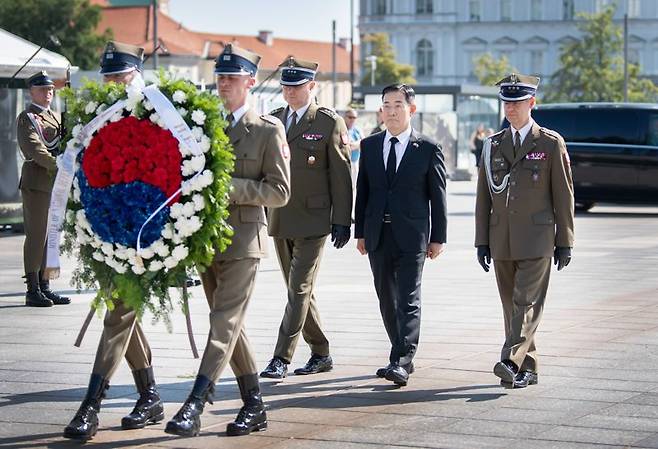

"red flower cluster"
[82, 116, 182, 198]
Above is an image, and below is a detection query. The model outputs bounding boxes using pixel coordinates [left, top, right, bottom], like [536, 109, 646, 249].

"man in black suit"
[354, 84, 447, 386]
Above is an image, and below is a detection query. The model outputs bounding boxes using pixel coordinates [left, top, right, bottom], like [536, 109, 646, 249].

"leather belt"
[382, 213, 392, 223]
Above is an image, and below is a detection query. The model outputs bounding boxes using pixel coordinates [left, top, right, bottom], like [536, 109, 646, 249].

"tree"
[0, 0, 112, 71]
[473, 53, 517, 86]
[544, 4, 658, 103]
[361, 33, 415, 86]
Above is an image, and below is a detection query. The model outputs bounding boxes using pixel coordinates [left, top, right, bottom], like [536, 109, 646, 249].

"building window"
[563, 0, 574, 19]
[628, 0, 640, 17]
[501, 0, 512, 21]
[629, 48, 640, 65]
[595, 0, 611, 13]
[531, 0, 542, 20]
[416, 39, 434, 77]
[530, 50, 544, 74]
[416, 0, 433, 14]
[373, 0, 386, 15]
[469, 0, 481, 21]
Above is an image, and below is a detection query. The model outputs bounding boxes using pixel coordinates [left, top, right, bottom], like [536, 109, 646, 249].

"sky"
[168, 0, 358, 43]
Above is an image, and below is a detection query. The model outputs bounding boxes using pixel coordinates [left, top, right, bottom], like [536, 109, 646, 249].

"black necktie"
[386, 137, 398, 185]
[225, 113, 234, 131]
[286, 111, 297, 135]
[514, 131, 521, 158]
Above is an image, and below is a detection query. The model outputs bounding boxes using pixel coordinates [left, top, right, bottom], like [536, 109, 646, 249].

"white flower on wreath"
[110, 110, 123, 123]
[114, 263, 127, 274]
[191, 109, 206, 126]
[139, 247, 155, 259]
[84, 101, 99, 115]
[191, 126, 204, 141]
[150, 112, 160, 124]
[101, 242, 114, 257]
[71, 124, 84, 140]
[170, 203, 184, 219]
[144, 100, 154, 111]
[92, 251, 104, 262]
[163, 257, 178, 269]
[182, 201, 195, 218]
[172, 245, 189, 262]
[96, 103, 108, 115]
[199, 135, 211, 153]
[148, 260, 164, 272]
[173, 90, 187, 104]
[192, 194, 205, 211]
[131, 264, 146, 275]
[161, 222, 174, 240]
[153, 240, 170, 258]
[177, 107, 188, 118]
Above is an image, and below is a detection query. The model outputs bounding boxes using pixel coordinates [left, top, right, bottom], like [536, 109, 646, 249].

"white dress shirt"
[286, 103, 310, 130]
[230, 102, 250, 127]
[510, 118, 534, 146]
[383, 126, 412, 171]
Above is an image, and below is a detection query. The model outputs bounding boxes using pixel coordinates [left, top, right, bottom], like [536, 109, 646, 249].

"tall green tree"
[544, 4, 658, 103]
[361, 33, 415, 86]
[0, 0, 112, 70]
[473, 53, 517, 86]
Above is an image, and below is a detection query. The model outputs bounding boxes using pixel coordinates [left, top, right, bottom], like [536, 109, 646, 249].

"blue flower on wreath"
[78, 171, 170, 248]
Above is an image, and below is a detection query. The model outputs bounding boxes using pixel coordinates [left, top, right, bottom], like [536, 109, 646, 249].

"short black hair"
[381, 83, 415, 104]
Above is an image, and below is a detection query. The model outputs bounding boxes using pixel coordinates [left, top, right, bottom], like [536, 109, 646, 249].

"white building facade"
[359, 0, 658, 86]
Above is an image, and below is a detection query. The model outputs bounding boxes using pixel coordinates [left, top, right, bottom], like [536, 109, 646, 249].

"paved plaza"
[1, 180, 658, 449]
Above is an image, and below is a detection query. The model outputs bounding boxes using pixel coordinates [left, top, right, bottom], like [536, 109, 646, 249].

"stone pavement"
[1, 180, 658, 449]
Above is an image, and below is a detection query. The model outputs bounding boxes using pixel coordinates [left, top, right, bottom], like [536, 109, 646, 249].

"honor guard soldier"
[260, 57, 352, 379]
[165, 44, 290, 438]
[475, 73, 574, 389]
[64, 41, 167, 441]
[17, 71, 71, 308]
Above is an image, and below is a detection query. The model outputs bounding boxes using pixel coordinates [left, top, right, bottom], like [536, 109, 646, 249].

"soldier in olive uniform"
[17, 71, 70, 307]
[475, 74, 574, 389]
[64, 42, 166, 441]
[165, 44, 290, 438]
[260, 57, 352, 379]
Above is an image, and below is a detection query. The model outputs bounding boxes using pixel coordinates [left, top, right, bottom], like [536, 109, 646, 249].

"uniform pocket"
[532, 210, 555, 225]
[235, 152, 258, 177]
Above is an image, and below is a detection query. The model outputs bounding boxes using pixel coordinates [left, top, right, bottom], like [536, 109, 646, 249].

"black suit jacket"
[354, 129, 447, 253]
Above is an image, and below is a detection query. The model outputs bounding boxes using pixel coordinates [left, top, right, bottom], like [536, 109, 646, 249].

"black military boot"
[63, 374, 109, 441]
[121, 366, 165, 429]
[25, 272, 52, 307]
[165, 375, 214, 437]
[226, 374, 267, 436]
[38, 273, 71, 305]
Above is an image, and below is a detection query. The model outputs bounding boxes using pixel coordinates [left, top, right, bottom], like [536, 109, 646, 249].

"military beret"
[215, 44, 261, 77]
[26, 70, 54, 88]
[279, 56, 318, 86]
[100, 41, 145, 75]
[496, 73, 540, 102]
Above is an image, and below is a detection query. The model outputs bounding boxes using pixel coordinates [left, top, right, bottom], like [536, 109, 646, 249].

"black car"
[524, 103, 658, 211]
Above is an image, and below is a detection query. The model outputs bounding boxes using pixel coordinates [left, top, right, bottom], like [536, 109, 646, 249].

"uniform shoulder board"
[317, 106, 338, 120]
[259, 114, 280, 126]
[539, 127, 562, 141]
[487, 129, 505, 144]
[269, 106, 285, 116]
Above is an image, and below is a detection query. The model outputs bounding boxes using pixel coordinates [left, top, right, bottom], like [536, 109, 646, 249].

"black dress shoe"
[260, 357, 288, 379]
[24, 273, 52, 307]
[165, 375, 214, 437]
[384, 364, 409, 386]
[493, 360, 517, 384]
[377, 362, 414, 378]
[513, 371, 538, 388]
[294, 354, 333, 375]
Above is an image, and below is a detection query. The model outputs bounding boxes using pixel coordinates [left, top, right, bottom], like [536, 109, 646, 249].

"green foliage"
[544, 4, 658, 103]
[60, 73, 235, 322]
[361, 33, 416, 86]
[0, 0, 111, 70]
[473, 53, 517, 86]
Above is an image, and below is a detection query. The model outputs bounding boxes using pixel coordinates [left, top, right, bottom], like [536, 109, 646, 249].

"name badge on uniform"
[302, 133, 323, 141]
[526, 152, 547, 161]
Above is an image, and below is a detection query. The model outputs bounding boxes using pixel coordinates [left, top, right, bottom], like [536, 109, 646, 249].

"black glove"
[554, 247, 572, 271]
[477, 245, 491, 272]
[331, 224, 350, 249]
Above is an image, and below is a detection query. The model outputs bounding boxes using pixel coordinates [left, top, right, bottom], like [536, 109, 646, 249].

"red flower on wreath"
[82, 116, 182, 200]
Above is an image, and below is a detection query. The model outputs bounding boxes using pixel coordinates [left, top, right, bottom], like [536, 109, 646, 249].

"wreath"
[60, 74, 234, 324]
